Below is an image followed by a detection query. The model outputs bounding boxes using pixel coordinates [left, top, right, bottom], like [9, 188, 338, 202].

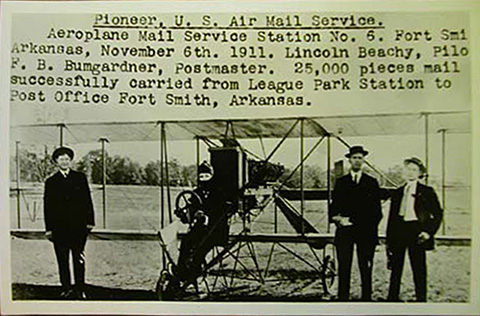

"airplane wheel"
[155, 270, 172, 300]
[167, 262, 176, 276]
[321, 243, 337, 295]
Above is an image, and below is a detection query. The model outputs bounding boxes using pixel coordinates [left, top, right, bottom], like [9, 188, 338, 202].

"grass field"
[9, 185, 472, 302]
[10, 184, 471, 235]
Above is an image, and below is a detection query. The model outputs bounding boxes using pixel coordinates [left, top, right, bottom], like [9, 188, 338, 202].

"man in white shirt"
[386, 157, 443, 302]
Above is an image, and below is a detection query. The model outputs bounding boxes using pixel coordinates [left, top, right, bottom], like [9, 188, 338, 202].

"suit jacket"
[386, 182, 443, 251]
[44, 170, 95, 242]
[329, 173, 382, 242]
[193, 179, 230, 246]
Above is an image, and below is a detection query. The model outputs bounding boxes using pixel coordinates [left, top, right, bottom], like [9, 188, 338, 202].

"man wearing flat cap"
[386, 157, 443, 302]
[329, 146, 382, 301]
[43, 147, 95, 299]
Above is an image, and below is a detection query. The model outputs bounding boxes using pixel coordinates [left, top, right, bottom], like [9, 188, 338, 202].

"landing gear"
[321, 243, 337, 295]
[155, 270, 173, 300]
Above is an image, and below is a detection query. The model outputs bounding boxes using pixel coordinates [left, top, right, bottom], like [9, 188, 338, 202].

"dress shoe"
[59, 289, 74, 299]
[77, 290, 88, 300]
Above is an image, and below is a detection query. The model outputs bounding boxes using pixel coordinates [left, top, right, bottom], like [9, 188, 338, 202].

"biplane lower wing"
[10, 229, 471, 247]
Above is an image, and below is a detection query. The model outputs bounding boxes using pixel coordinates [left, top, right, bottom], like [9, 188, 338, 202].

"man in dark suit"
[329, 146, 382, 301]
[386, 157, 443, 302]
[44, 147, 95, 299]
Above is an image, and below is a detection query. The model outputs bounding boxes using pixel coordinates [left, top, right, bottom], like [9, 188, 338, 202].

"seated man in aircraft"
[174, 161, 230, 286]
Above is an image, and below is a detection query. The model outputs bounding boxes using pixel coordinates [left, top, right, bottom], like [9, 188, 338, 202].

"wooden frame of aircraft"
[9, 110, 471, 300]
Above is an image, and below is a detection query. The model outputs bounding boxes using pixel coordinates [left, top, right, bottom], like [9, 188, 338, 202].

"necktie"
[399, 184, 411, 217]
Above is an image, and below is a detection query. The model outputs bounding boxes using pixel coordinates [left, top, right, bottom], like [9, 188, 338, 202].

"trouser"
[177, 224, 211, 282]
[388, 221, 427, 302]
[335, 226, 376, 301]
[53, 237, 87, 291]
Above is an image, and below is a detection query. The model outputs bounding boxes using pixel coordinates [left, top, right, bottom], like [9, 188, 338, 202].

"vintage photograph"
[8, 114, 472, 304]
[1, 0, 478, 315]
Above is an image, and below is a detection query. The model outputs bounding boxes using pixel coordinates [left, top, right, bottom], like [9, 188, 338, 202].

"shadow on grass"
[13, 283, 389, 302]
[12, 283, 157, 301]
[12, 282, 338, 301]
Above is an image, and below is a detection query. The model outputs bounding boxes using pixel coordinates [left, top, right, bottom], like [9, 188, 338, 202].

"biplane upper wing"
[10, 111, 470, 145]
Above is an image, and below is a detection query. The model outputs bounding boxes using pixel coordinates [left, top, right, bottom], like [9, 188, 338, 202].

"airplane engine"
[247, 159, 285, 188]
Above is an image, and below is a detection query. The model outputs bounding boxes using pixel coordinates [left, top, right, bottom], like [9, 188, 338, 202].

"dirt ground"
[9, 185, 472, 302]
[10, 237, 470, 302]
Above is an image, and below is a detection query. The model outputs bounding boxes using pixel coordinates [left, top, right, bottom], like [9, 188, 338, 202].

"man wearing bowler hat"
[329, 146, 382, 301]
[44, 147, 95, 299]
[386, 157, 443, 302]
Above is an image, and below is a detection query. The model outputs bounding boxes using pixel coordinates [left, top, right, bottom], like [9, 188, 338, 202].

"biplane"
[9, 110, 471, 300]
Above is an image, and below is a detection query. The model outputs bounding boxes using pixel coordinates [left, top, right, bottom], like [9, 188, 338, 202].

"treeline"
[10, 148, 196, 186]
[11, 148, 406, 188]
[76, 150, 197, 186]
